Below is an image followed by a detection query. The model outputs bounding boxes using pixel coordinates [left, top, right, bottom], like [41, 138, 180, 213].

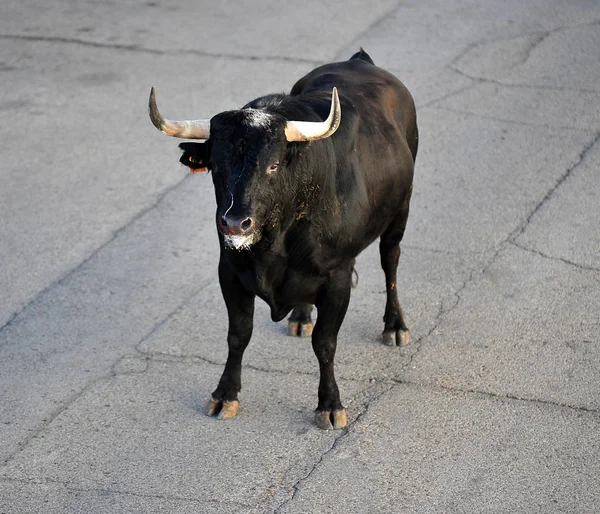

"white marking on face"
[223, 191, 235, 218]
[244, 108, 273, 128]
[223, 232, 260, 251]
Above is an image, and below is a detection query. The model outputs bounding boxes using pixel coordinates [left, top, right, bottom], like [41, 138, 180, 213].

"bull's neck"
[300, 140, 341, 228]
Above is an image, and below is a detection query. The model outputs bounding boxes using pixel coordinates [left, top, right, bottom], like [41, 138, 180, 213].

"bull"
[149, 49, 418, 430]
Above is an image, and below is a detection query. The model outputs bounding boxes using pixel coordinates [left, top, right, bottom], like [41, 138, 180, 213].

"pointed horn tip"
[147, 88, 211, 139]
[148, 86, 164, 131]
[330, 87, 341, 130]
[283, 86, 341, 142]
[149, 87, 157, 111]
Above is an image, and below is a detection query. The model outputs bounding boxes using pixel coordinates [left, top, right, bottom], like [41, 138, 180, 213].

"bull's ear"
[179, 142, 210, 173]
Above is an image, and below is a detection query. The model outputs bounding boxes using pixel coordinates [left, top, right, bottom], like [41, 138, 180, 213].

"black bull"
[149, 50, 418, 430]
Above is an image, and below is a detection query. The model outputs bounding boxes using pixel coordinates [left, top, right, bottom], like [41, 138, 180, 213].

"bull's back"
[292, 55, 417, 254]
[290, 57, 417, 150]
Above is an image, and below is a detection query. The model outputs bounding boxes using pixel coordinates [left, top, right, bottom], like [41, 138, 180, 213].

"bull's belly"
[238, 265, 326, 322]
[270, 274, 327, 322]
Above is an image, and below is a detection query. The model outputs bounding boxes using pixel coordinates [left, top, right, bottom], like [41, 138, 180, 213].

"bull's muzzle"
[219, 214, 259, 251]
[220, 214, 255, 236]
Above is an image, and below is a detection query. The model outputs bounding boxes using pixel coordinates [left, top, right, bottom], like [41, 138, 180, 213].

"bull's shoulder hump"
[291, 59, 407, 98]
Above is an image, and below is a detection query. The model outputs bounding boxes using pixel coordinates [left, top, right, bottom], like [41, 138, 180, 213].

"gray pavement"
[1, 1, 599, 512]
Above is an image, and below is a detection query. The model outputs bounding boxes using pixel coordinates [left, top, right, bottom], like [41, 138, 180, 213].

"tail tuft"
[349, 48, 374, 65]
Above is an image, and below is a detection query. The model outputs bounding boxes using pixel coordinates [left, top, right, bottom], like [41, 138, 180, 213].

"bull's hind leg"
[287, 304, 314, 337]
[380, 205, 410, 347]
[312, 266, 352, 430]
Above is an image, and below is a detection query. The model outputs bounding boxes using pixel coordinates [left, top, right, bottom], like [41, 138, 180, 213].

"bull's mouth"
[223, 231, 261, 251]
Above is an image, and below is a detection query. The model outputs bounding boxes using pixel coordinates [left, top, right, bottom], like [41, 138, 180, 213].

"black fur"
[177, 50, 418, 427]
[350, 47, 375, 64]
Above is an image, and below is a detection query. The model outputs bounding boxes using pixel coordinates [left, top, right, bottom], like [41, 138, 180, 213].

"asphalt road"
[1, 1, 599, 512]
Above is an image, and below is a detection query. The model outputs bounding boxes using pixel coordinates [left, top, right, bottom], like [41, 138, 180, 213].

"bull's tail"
[352, 267, 359, 288]
[349, 47, 374, 65]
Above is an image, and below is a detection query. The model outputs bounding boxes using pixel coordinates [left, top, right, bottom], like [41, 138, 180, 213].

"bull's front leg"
[206, 257, 255, 420]
[312, 266, 353, 430]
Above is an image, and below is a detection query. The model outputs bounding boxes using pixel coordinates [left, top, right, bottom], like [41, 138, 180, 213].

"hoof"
[205, 397, 239, 420]
[288, 321, 299, 336]
[288, 320, 314, 337]
[315, 408, 347, 430]
[382, 329, 410, 347]
[300, 322, 314, 337]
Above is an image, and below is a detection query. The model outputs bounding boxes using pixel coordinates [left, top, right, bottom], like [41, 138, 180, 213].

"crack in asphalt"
[131, 277, 216, 357]
[391, 129, 600, 398]
[272, 383, 396, 513]
[270, 364, 599, 511]
[402, 243, 470, 257]
[61, 485, 249, 508]
[446, 22, 600, 95]
[447, 22, 597, 72]
[418, 80, 479, 109]
[396, 266, 476, 379]
[108, 348, 600, 419]
[499, 81, 600, 94]
[109, 354, 150, 377]
[0, 34, 322, 65]
[515, 31, 552, 68]
[2, 374, 595, 513]
[400, 380, 600, 416]
[509, 130, 600, 243]
[429, 105, 593, 132]
[332, 0, 405, 60]
[136, 350, 323, 381]
[0, 175, 196, 465]
[0, 375, 113, 467]
[0, 475, 252, 508]
[466, 127, 600, 282]
[0, 174, 192, 340]
[510, 241, 600, 274]
[134, 347, 399, 386]
[449, 65, 600, 95]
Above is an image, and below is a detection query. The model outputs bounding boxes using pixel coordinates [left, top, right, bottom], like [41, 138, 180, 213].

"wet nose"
[220, 214, 255, 236]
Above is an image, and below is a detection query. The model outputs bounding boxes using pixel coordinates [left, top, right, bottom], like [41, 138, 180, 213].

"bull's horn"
[148, 87, 211, 139]
[284, 87, 341, 142]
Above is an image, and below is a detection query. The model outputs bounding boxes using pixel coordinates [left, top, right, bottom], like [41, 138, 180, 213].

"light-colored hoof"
[288, 321, 313, 337]
[205, 397, 221, 416]
[332, 409, 347, 429]
[300, 322, 313, 337]
[288, 321, 299, 336]
[205, 397, 239, 420]
[218, 400, 239, 420]
[398, 329, 410, 346]
[382, 329, 410, 347]
[315, 408, 347, 430]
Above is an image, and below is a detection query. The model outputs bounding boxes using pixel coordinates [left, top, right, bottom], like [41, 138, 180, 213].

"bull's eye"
[267, 161, 279, 174]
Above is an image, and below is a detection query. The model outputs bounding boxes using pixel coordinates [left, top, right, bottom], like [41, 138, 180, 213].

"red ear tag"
[189, 167, 207, 173]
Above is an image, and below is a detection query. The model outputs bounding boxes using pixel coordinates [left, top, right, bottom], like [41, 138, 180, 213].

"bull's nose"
[220, 214, 255, 236]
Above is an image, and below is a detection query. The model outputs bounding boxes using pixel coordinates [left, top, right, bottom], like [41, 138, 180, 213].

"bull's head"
[149, 88, 341, 251]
